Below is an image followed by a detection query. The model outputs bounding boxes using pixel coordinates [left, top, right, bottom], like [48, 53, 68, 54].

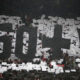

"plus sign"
[42, 24, 70, 59]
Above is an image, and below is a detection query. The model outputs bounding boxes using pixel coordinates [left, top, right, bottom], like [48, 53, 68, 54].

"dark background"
[0, 0, 80, 18]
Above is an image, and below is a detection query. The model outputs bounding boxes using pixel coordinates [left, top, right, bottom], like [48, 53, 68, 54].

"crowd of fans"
[32, 15, 80, 58]
[0, 15, 80, 80]
[0, 69, 80, 80]
[0, 53, 80, 80]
